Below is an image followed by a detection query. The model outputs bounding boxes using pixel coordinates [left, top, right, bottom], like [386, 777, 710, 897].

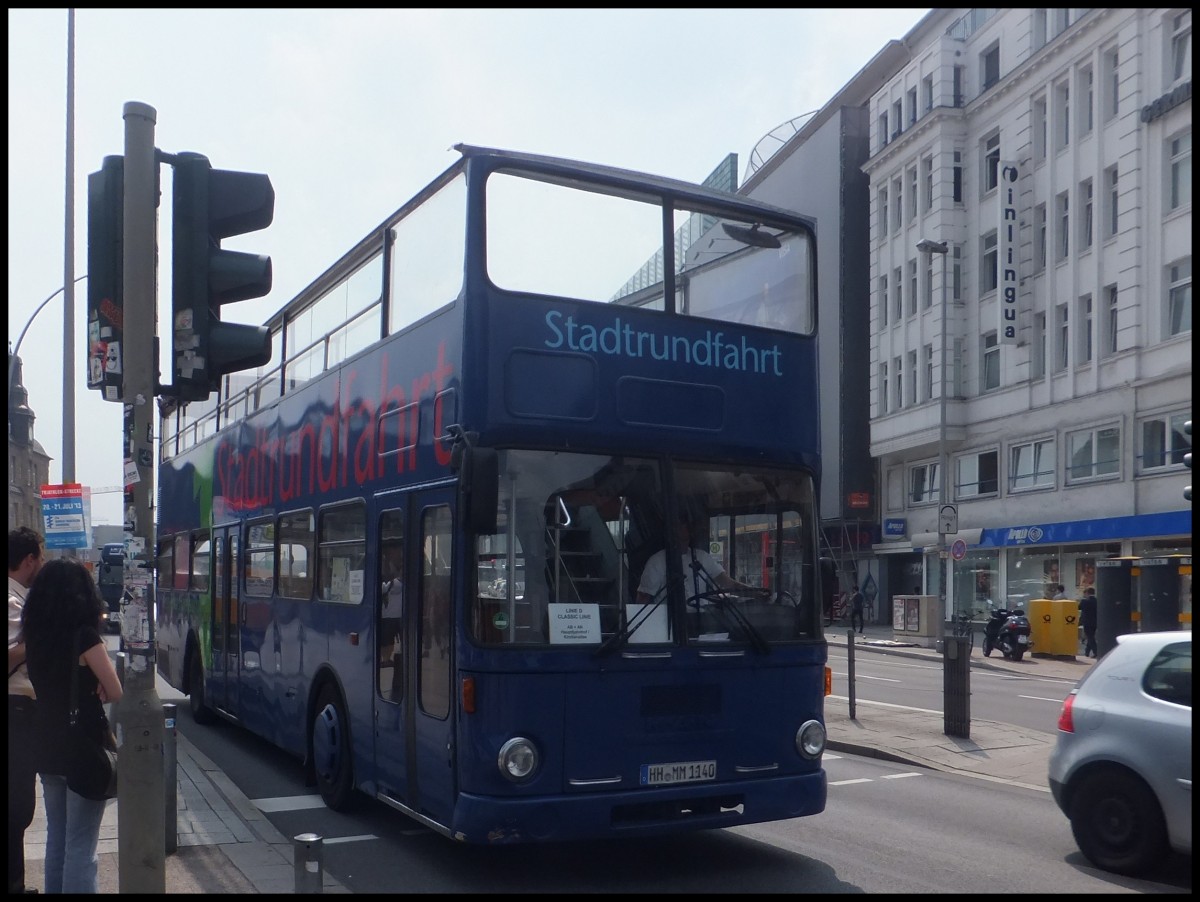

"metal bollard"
[846, 629, 857, 721]
[293, 833, 324, 893]
[163, 703, 178, 854]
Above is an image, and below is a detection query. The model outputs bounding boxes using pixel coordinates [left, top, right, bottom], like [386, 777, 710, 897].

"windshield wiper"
[695, 590, 770, 656]
[594, 590, 668, 657]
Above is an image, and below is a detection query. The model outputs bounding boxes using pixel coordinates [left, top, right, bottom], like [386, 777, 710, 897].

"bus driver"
[636, 514, 767, 606]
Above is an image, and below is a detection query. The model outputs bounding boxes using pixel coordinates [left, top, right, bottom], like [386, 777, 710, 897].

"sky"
[8, 7, 929, 526]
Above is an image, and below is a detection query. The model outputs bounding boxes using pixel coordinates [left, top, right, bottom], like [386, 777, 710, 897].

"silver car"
[1048, 631, 1192, 876]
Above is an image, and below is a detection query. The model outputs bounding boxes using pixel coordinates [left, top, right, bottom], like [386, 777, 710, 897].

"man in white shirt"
[636, 515, 765, 606]
[8, 527, 44, 895]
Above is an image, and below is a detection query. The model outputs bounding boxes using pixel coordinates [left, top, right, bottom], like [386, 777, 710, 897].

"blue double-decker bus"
[155, 144, 831, 844]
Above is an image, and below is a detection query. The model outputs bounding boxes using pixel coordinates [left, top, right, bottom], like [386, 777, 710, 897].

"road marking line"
[322, 834, 379, 844]
[829, 778, 873, 786]
[880, 772, 922, 779]
[252, 794, 326, 812]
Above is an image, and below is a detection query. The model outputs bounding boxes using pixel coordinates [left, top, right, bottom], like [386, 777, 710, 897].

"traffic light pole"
[116, 100, 166, 893]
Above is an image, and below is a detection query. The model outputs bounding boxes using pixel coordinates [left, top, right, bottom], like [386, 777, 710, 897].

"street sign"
[950, 538, 967, 560]
[40, 483, 89, 549]
[939, 503, 958, 535]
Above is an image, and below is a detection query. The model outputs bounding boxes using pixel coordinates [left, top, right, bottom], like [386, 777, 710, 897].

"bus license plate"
[640, 760, 716, 786]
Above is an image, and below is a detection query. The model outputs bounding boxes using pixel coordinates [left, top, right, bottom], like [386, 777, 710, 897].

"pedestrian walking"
[849, 584, 866, 634]
[1078, 587, 1098, 658]
[8, 526, 45, 895]
[21, 558, 123, 894]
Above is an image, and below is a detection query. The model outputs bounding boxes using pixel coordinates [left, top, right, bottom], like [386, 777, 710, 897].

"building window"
[951, 243, 963, 302]
[907, 349, 917, 406]
[1053, 8, 1072, 37]
[983, 131, 1000, 193]
[907, 87, 918, 125]
[923, 344, 934, 401]
[1033, 8, 1048, 50]
[1033, 95, 1048, 162]
[1032, 312, 1047, 379]
[893, 355, 903, 409]
[922, 155, 934, 213]
[892, 176, 903, 231]
[879, 186, 889, 235]
[1067, 425, 1121, 482]
[981, 231, 998, 294]
[1169, 131, 1191, 212]
[1139, 412, 1192, 472]
[1034, 203, 1047, 271]
[923, 253, 934, 309]
[1078, 294, 1093, 364]
[953, 65, 965, 107]
[1103, 45, 1120, 121]
[981, 331, 1000, 391]
[908, 166, 918, 222]
[892, 99, 903, 139]
[880, 362, 889, 414]
[1105, 166, 1119, 238]
[1104, 284, 1119, 356]
[879, 274, 889, 327]
[1056, 190, 1070, 261]
[1055, 303, 1069, 371]
[956, 450, 999, 498]
[878, 112, 889, 149]
[908, 259, 918, 317]
[893, 266, 903, 322]
[1167, 258, 1192, 336]
[952, 150, 963, 203]
[1010, 438, 1055, 491]
[1055, 79, 1070, 151]
[981, 41, 1000, 92]
[1079, 64, 1094, 136]
[1170, 10, 1192, 85]
[922, 74, 933, 113]
[1079, 179, 1093, 251]
[910, 461, 940, 504]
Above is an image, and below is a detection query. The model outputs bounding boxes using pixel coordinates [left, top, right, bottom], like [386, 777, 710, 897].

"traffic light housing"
[1184, 420, 1192, 502]
[170, 151, 273, 403]
[86, 154, 125, 402]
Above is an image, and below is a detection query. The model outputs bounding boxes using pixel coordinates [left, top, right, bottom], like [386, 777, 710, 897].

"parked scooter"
[982, 608, 1033, 660]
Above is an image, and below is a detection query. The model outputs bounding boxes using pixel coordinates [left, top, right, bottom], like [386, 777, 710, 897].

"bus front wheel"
[312, 684, 355, 811]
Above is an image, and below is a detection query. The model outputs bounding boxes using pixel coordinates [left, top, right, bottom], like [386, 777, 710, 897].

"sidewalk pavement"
[22, 624, 1091, 893]
[23, 677, 349, 895]
[823, 621, 1095, 792]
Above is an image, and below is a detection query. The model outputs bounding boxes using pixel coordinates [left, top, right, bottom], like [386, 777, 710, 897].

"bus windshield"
[472, 450, 819, 648]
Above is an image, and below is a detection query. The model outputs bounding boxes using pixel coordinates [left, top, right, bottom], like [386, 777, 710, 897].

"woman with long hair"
[20, 558, 123, 894]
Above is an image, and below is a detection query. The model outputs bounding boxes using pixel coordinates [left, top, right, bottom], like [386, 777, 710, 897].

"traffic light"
[86, 155, 125, 402]
[1184, 420, 1192, 502]
[170, 151, 273, 402]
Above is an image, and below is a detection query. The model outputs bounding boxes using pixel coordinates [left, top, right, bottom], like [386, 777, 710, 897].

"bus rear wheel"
[188, 649, 216, 725]
[312, 684, 355, 811]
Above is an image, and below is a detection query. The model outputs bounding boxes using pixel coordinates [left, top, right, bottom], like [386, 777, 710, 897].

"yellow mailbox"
[1030, 598, 1079, 656]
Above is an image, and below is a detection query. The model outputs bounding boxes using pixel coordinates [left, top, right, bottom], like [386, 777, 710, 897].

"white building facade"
[862, 8, 1191, 619]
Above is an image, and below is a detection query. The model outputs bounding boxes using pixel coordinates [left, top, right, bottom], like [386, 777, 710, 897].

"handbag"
[65, 628, 118, 801]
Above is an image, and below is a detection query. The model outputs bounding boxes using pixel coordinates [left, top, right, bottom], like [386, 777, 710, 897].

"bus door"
[372, 488, 456, 825]
[210, 524, 241, 717]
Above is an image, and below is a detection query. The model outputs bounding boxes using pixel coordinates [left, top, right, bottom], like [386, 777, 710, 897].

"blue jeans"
[39, 773, 107, 894]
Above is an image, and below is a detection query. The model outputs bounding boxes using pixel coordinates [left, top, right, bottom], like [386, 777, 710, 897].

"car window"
[1142, 641, 1191, 707]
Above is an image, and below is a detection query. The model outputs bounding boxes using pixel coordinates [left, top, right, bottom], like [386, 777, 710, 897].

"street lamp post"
[917, 238, 950, 625]
[919, 237, 969, 739]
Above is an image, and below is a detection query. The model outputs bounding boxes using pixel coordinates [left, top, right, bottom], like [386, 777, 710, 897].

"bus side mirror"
[819, 557, 837, 603]
[462, 447, 498, 535]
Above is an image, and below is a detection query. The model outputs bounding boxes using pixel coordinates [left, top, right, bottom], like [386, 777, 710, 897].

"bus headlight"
[497, 737, 540, 782]
[795, 720, 826, 758]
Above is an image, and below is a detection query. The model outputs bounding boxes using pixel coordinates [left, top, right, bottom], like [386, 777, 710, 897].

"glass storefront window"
[952, 549, 998, 618]
[1005, 548, 1060, 608]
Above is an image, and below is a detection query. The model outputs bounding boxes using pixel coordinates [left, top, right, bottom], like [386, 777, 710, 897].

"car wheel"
[188, 648, 216, 725]
[312, 683, 355, 811]
[1068, 768, 1167, 875]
